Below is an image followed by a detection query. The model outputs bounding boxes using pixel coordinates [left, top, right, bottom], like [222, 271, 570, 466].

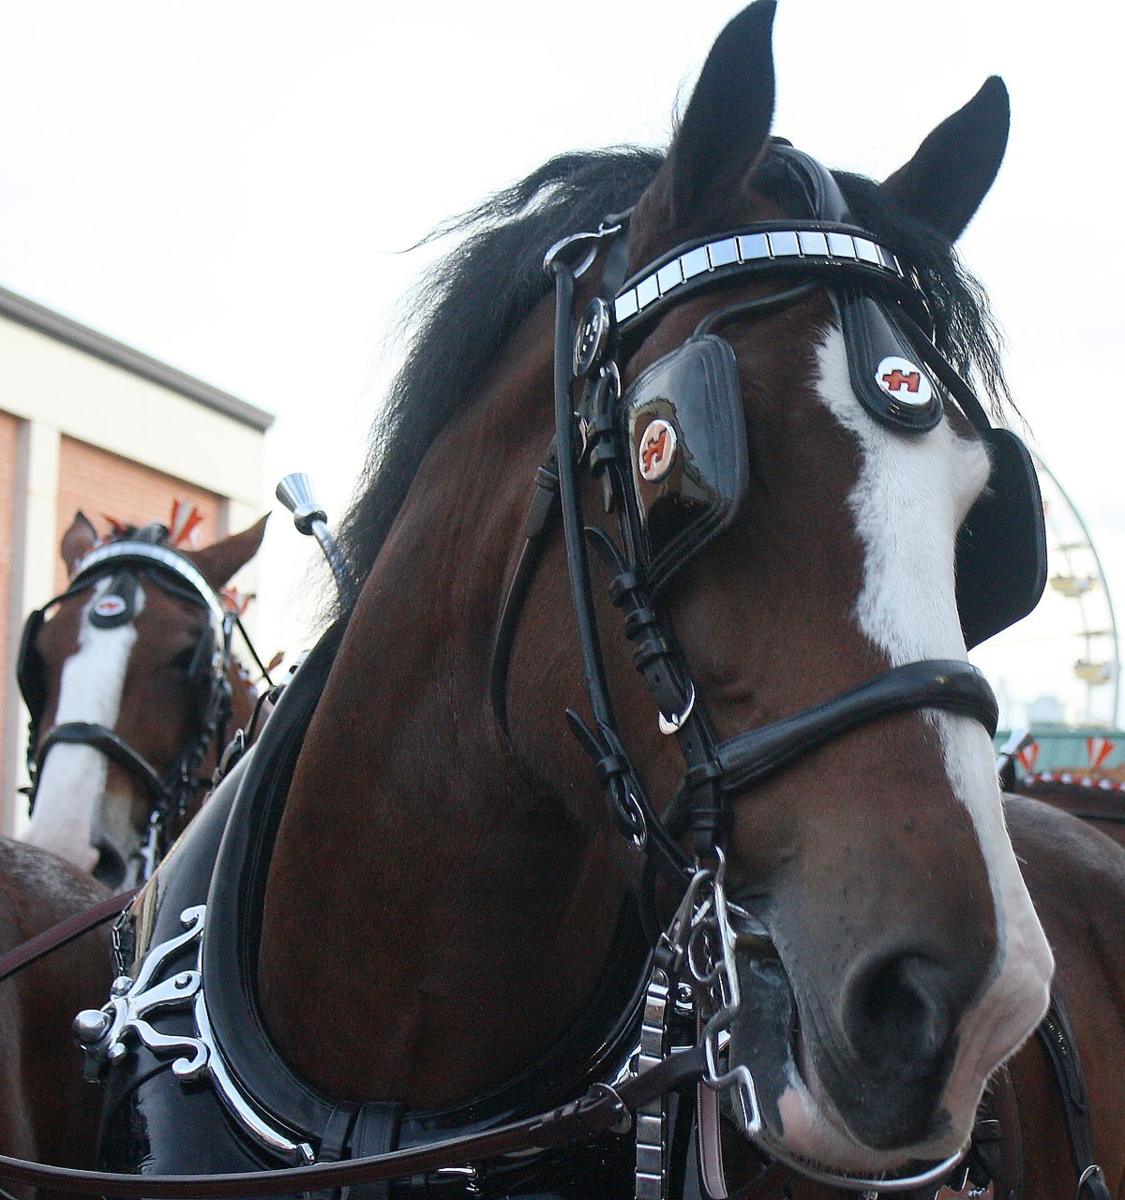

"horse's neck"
[258, 380, 630, 1107]
[258, 638, 623, 1105]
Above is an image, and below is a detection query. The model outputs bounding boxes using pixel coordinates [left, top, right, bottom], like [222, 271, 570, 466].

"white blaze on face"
[23, 579, 144, 873]
[791, 328, 1054, 1154]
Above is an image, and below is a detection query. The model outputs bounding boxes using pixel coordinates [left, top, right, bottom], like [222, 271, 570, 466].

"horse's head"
[19, 512, 266, 890]
[498, 1, 1052, 1180]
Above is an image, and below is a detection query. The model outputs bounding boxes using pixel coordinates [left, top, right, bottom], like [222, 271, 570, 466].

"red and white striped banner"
[1087, 736, 1115, 771]
[1017, 742, 1040, 775]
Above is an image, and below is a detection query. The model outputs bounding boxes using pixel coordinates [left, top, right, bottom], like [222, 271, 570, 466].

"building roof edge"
[0, 285, 274, 433]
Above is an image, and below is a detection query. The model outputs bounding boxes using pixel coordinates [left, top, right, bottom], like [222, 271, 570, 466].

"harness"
[485, 143, 1048, 1191]
[494, 145, 1042, 905]
[16, 529, 239, 876]
[0, 148, 1076, 1200]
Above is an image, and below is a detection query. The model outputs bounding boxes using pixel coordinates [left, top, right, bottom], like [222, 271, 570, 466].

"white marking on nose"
[23, 579, 145, 873]
[808, 329, 1051, 1141]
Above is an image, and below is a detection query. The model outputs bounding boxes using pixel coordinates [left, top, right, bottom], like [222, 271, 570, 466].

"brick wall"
[54, 436, 224, 593]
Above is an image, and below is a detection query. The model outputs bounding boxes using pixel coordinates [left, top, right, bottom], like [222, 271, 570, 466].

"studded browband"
[612, 220, 915, 331]
[70, 541, 230, 633]
[492, 206, 998, 897]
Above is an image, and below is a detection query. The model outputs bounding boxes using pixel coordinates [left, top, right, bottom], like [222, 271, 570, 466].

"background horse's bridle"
[17, 532, 238, 878]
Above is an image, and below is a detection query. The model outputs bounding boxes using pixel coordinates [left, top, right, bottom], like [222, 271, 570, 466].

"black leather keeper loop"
[609, 571, 644, 605]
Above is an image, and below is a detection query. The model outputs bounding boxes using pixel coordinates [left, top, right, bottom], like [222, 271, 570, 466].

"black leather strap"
[0, 1048, 706, 1198]
[714, 659, 998, 796]
[1036, 994, 1113, 1200]
[37, 722, 169, 800]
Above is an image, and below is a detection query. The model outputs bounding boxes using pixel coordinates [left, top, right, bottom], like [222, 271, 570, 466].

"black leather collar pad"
[101, 624, 650, 1188]
[623, 334, 748, 593]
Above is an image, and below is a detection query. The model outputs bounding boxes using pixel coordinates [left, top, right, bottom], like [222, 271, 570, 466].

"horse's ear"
[61, 511, 97, 575]
[646, 0, 776, 230]
[882, 77, 1010, 241]
[187, 515, 269, 588]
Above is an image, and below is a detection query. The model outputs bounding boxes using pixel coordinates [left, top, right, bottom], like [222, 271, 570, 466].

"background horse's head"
[261, 0, 1052, 1183]
[19, 511, 266, 890]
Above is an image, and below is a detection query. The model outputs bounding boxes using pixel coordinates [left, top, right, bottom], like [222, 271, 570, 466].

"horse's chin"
[728, 953, 972, 1179]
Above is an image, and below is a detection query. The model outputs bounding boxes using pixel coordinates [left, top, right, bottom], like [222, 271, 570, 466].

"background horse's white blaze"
[771, 329, 1054, 1162]
[23, 579, 144, 872]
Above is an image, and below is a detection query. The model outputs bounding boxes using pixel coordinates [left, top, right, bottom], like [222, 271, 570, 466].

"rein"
[0, 888, 136, 986]
[0, 1048, 706, 1198]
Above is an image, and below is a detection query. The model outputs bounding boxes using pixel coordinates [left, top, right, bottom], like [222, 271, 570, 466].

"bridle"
[492, 146, 1041, 882]
[17, 534, 238, 879]
[488, 145, 1045, 1188]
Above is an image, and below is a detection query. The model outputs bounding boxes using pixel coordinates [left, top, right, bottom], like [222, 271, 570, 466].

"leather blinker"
[622, 334, 748, 593]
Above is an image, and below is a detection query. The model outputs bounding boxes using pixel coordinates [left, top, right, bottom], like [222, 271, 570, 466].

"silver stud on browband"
[614, 227, 905, 329]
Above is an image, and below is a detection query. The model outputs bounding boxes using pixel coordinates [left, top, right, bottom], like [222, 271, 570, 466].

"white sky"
[2, 1, 1123, 726]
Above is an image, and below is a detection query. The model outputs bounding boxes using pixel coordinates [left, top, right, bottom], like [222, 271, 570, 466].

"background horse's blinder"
[16, 607, 48, 724]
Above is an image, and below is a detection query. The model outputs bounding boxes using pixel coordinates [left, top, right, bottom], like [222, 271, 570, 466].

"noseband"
[18, 537, 237, 878]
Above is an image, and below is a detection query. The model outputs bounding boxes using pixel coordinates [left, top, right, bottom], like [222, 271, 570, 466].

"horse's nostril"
[92, 843, 128, 892]
[842, 949, 953, 1078]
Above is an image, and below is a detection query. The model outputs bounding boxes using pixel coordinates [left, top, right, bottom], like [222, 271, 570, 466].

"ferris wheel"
[969, 452, 1120, 730]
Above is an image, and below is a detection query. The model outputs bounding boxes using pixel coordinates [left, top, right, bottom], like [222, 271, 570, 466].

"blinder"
[186, 622, 222, 718]
[16, 606, 48, 726]
[623, 334, 748, 594]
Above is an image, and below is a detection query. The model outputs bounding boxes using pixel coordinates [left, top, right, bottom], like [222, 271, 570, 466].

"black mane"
[331, 150, 664, 616]
[331, 146, 1008, 621]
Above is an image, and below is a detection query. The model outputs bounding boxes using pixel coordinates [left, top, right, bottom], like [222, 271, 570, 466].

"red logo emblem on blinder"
[638, 419, 678, 483]
[875, 355, 933, 408]
[93, 595, 127, 619]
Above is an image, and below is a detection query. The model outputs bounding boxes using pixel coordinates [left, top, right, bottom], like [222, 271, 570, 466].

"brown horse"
[0, 838, 113, 1200]
[252, 0, 1050, 1181]
[1015, 775, 1125, 852]
[1002, 796, 1125, 1199]
[780, 793, 1125, 1200]
[63, 4, 1121, 1199]
[18, 512, 267, 890]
